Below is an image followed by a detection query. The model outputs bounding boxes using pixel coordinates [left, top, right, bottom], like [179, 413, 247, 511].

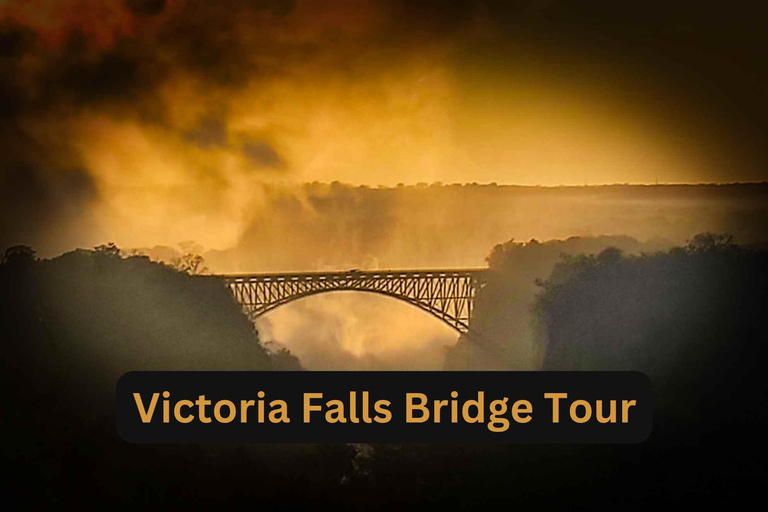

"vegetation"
[2, 234, 766, 507]
[445, 235, 671, 370]
[364, 234, 768, 507]
[0, 244, 354, 507]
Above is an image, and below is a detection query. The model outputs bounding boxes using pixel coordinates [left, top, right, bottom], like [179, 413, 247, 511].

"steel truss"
[222, 269, 486, 334]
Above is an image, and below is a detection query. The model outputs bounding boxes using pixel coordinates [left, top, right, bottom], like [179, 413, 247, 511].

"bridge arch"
[222, 269, 486, 335]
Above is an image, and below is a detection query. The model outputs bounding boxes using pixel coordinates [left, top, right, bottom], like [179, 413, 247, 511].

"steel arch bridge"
[222, 269, 487, 335]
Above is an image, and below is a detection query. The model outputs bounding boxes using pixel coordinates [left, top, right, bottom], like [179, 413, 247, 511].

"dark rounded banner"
[117, 371, 653, 444]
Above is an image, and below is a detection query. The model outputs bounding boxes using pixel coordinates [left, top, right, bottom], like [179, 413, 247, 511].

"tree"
[170, 253, 208, 275]
[94, 242, 121, 257]
[685, 233, 735, 254]
[268, 347, 304, 371]
[1, 245, 36, 268]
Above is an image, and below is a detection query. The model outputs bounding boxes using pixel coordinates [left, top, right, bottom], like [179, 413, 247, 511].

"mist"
[4, 1, 768, 257]
[3, 1, 768, 372]
[136, 182, 767, 371]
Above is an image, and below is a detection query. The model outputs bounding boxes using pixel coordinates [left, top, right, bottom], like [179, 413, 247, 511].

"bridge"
[222, 268, 487, 335]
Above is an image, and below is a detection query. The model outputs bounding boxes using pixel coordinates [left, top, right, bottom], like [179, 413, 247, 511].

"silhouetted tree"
[1, 244, 36, 268]
[267, 347, 305, 371]
[447, 236, 669, 370]
[0, 246, 348, 507]
[529, 233, 768, 504]
[93, 242, 121, 257]
[685, 232, 735, 254]
[170, 253, 208, 275]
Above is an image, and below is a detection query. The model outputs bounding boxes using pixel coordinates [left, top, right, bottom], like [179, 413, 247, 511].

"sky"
[2, 0, 768, 252]
[2, 0, 767, 370]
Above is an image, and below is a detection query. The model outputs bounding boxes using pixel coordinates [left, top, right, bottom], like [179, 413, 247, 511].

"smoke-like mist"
[135, 183, 766, 371]
[4, 1, 768, 256]
[256, 293, 456, 370]
[3, 1, 768, 370]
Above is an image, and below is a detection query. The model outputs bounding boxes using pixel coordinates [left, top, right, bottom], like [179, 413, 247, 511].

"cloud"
[124, 0, 167, 18]
[0, 0, 468, 252]
[2, 0, 768, 255]
[2, 0, 767, 373]
[256, 292, 456, 370]
[242, 141, 284, 169]
[185, 117, 228, 149]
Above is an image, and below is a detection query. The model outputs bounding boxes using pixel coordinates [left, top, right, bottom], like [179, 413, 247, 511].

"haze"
[2, 1, 767, 370]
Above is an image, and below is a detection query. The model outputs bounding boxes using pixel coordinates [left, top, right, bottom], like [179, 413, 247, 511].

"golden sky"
[2, 1, 767, 251]
[2, 0, 767, 370]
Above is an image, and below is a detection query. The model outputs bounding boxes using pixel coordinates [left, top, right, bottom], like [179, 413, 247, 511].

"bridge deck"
[220, 268, 486, 281]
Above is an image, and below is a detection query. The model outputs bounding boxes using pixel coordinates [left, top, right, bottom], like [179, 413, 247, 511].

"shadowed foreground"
[1, 237, 767, 507]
